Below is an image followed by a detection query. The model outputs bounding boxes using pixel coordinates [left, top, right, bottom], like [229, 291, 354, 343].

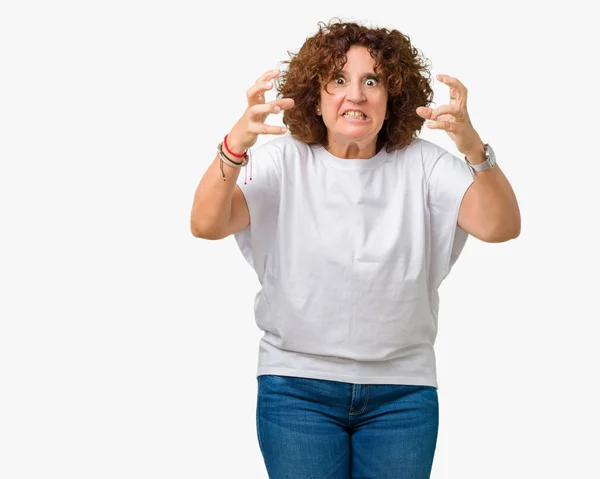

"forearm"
[467, 146, 521, 240]
[190, 153, 241, 238]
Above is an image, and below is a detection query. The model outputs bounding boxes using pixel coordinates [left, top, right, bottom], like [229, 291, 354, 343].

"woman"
[190, 19, 520, 479]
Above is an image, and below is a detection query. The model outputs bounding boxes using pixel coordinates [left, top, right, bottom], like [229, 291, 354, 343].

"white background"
[1, 0, 598, 477]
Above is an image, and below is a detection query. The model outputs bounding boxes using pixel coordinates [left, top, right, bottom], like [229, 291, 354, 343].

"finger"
[247, 99, 295, 120]
[429, 104, 463, 121]
[249, 102, 285, 118]
[416, 106, 433, 119]
[273, 98, 295, 110]
[246, 69, 281, 105]
[246, 80, 274, 106]
[255, 68, 281, 84]
[436, 74, 466, 91]
[249, 122, 289, 135]
[426, 119, 457, 132]
[436, 74, 468, 103]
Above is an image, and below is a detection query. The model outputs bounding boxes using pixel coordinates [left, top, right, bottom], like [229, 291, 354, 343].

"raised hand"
[226, 69, 295, 154]
[416, 74, 483, 156]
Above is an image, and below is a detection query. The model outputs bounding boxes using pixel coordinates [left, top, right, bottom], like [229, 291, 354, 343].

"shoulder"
[378, 139, 445, 174]
[408, 137, 452, 160]
[381, 138, 448, 162]
[244, 135, 312, 181]
[408, 138, 463, 179]
[254, 134, 311, 160]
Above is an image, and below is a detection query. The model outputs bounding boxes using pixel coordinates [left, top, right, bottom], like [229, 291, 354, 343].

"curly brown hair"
[277, 19, 434, 152]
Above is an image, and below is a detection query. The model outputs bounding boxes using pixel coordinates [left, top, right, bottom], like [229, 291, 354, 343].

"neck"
[326, 136, 378, 159]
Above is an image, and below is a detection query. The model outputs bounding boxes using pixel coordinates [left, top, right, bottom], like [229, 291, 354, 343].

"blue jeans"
[256, 374, 439, 479]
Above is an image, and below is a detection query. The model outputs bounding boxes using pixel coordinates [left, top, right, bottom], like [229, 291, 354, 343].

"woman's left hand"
[416, 74, 483, 156]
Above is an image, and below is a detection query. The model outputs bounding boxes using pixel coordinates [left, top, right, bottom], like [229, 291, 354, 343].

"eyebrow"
[336, 71, 380, 79]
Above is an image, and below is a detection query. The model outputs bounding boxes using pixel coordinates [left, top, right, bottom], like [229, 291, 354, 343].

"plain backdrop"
[1, 0, 598, 478]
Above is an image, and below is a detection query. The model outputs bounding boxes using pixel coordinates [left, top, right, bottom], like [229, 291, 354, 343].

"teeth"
[343, 111, 366, 119]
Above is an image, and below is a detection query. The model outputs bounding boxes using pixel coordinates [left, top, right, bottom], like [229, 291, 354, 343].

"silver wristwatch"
[466, 143, 497, 174]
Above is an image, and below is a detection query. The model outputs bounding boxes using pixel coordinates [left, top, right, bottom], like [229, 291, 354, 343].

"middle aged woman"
[190, 19, 520, 479]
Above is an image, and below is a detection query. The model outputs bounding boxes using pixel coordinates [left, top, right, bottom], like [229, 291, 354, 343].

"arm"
[190, 68, 293, 239]
[457, 143, 521, 242]
[190, 155, 248, 240]
[417, 74, 520, 243]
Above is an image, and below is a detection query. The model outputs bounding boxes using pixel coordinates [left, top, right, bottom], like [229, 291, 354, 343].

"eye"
[334, 77, 346, 85]
[365, 78, 378, 87]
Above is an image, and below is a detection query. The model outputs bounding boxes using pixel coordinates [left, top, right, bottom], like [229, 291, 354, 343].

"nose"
[346, 81, 366, 103]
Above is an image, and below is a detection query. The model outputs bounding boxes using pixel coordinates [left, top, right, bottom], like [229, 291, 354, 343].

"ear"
[316, 105, 321, 116]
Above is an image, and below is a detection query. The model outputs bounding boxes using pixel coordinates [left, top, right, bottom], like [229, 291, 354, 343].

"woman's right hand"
[225, 69, 295, 155]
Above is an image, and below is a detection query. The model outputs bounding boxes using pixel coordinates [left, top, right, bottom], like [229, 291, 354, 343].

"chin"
[339, 128, 375, 142]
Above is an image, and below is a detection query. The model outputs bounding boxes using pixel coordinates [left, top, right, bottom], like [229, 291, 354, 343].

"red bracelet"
[223, 135, 247, 158]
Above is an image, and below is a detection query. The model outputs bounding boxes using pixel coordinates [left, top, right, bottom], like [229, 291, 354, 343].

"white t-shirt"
[234, 134, 474, 387]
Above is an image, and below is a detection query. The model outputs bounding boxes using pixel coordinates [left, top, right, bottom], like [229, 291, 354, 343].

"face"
[318, 45, 388, 153]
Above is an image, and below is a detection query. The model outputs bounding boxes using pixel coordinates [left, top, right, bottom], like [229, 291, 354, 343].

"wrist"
[464, 141, 486, 165]
[224, 133, 248, 157]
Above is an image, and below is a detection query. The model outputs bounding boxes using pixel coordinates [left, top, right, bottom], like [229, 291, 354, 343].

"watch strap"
[466, 143, 496, 174]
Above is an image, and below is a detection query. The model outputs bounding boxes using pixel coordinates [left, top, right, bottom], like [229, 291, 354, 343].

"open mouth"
[342, 111, 368, 121]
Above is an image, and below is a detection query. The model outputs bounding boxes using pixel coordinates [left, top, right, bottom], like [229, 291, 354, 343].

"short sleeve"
[423, 142, 474, 287]
[233, 142, 282, 282]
